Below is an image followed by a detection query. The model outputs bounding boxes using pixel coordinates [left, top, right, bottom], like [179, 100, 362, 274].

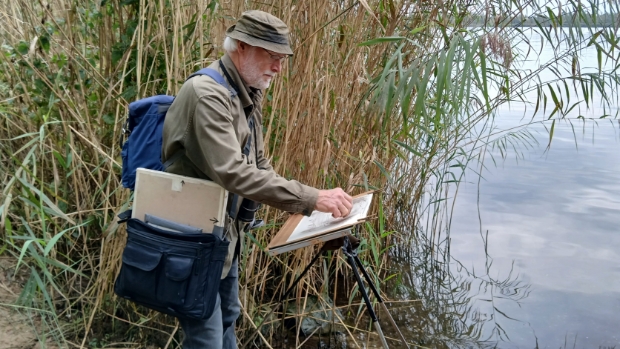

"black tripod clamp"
[341, 234, 359, 258]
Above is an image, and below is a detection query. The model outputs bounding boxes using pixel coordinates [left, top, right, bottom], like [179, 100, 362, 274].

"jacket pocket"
[157, 254, 195, 307]
[117, 241, 162, 300]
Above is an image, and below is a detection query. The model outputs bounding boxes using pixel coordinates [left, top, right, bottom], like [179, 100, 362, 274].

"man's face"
[238, 44, 287, 90]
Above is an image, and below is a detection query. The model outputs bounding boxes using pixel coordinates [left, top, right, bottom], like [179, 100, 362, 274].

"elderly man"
[161, 10, 353, 349]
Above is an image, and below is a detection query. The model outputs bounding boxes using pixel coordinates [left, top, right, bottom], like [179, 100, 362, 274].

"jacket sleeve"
[191, 85, 318, 215]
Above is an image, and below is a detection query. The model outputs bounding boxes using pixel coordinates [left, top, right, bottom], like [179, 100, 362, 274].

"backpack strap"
[163, 149, 185, 170]
[187, 68, 238, 98]
[164, 67, 238, 170]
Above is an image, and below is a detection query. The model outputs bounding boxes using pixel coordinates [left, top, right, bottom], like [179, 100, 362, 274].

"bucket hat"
[226, 10, 293, 55]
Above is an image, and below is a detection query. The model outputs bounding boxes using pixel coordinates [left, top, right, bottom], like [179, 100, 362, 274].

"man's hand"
[315, 188, 353, 218]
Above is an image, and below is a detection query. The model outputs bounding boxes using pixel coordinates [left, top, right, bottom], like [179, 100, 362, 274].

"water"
[449, 28, 620, 348]
[451, 120, 620, 348]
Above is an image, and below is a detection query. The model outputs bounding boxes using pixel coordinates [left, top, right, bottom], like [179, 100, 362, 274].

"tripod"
[339, 235, 409, 349]
[242, 231, 409, 348]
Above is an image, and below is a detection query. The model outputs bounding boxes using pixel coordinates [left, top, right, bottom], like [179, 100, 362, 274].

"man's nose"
[271, 60, 282, 73]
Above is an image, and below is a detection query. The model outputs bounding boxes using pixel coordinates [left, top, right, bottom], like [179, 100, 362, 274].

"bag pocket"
[193, 242, 229, 317]
[157, 254, 195, 307]
[116, 240, 162, 301]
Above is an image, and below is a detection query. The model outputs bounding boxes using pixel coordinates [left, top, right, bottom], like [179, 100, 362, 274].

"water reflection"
[377, 119, 619, 349]
[448, 120, 620, 349]
[372, 230, 532, 349]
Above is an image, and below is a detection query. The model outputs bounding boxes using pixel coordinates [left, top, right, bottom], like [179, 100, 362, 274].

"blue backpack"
[120, 68, 237, 190]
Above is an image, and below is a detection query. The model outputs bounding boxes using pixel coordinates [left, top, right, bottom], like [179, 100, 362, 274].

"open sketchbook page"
[285, 193, 373, 244]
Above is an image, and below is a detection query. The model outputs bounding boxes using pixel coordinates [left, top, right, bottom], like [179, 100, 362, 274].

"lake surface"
[449, 28, 620, 348]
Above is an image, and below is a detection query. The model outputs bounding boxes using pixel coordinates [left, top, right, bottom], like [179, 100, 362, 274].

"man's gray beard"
[241, 57, 272, 90]
[249, 79, 270, 90]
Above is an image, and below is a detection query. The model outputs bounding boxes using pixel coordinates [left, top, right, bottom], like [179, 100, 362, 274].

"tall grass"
[1, 0, 618, 348]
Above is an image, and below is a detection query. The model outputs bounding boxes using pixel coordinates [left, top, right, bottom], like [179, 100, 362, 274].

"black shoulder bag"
[114, 212, 230, 320]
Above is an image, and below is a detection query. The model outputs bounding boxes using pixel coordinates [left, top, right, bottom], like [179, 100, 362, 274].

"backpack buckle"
[119, 120, 131, 148]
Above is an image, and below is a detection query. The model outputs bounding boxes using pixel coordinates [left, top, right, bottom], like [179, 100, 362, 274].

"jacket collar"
[220, 54, 258, 109]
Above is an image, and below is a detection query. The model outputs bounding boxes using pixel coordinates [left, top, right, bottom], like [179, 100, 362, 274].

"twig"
[240, 304, 274, 349]
[163, 321, 179, 349]
[68, 125, 120, 167]
[0, 282, 16, 296]
[295, 326, 320, 349]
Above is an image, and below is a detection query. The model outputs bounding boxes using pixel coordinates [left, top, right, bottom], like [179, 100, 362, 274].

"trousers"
[179, 258, 240, 349]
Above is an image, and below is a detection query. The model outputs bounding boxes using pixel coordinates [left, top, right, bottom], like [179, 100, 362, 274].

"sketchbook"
[267, 192, 374, 256]
[131, 168, 228, 233]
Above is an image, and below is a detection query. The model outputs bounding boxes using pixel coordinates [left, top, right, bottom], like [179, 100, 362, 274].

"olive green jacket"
[162, 54, 318, 277]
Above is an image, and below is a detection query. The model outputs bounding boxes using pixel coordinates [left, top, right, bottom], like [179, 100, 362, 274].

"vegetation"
[0, 0, 618, 348]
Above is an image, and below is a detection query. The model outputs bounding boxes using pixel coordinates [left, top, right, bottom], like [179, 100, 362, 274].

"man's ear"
[237, 41, 248, 53]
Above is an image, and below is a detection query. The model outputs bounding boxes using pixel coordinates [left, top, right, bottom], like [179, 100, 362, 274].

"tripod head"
[341, 234, 359, 258]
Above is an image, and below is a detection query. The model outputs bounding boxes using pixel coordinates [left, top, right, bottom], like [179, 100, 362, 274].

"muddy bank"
[0, 258, 38, 349]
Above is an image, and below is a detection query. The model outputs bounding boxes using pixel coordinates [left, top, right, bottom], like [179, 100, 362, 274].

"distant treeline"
[465, 12, 618, 27]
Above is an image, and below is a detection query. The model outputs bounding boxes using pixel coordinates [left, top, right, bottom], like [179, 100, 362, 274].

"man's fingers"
[343, 198, 353, 211]
[331, 209, 341, 218]
[315, 188, 354, 217]
[337, 190, 353, 203]
[333, 189, 352, 217]
[340, 192, 353, 217]
[334, 202, 349, 218]
[328, 202, 340, 218]
[344, 192, 353, 202]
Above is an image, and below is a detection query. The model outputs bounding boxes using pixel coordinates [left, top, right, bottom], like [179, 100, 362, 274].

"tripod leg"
[345, 253, 390, 349]
[282, 251, 324, 300]
[354, 256, 410, 349]
[278, 250, 326, 342]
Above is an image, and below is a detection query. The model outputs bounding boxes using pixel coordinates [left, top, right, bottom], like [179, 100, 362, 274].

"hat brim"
[226, 25, 294, 56]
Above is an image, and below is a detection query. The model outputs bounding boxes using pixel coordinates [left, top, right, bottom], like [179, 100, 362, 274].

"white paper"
[286, 193, 373, 243]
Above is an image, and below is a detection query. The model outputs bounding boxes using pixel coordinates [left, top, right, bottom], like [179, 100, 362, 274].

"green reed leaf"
[358, 36, 405, 46]
[15, 240, 35, 274]
[393, 140, 422, 157]
[44, 220, 90, 256]
[16, 177, 75, 225]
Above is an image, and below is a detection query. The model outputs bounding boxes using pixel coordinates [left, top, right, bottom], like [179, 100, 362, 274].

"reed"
[1, 0, 618, 347]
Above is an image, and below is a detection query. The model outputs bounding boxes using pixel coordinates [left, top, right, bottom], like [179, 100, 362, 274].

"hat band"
[236, 28, 289, 45]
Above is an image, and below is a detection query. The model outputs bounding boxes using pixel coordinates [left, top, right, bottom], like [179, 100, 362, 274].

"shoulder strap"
[118, 210, 132, 223]
[228, 115, 255, 220]
[164, 66, 238, 170]
[187, 67, 238, 98]
[218, 61, 241, 95]
[163, 149, 184, 170]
